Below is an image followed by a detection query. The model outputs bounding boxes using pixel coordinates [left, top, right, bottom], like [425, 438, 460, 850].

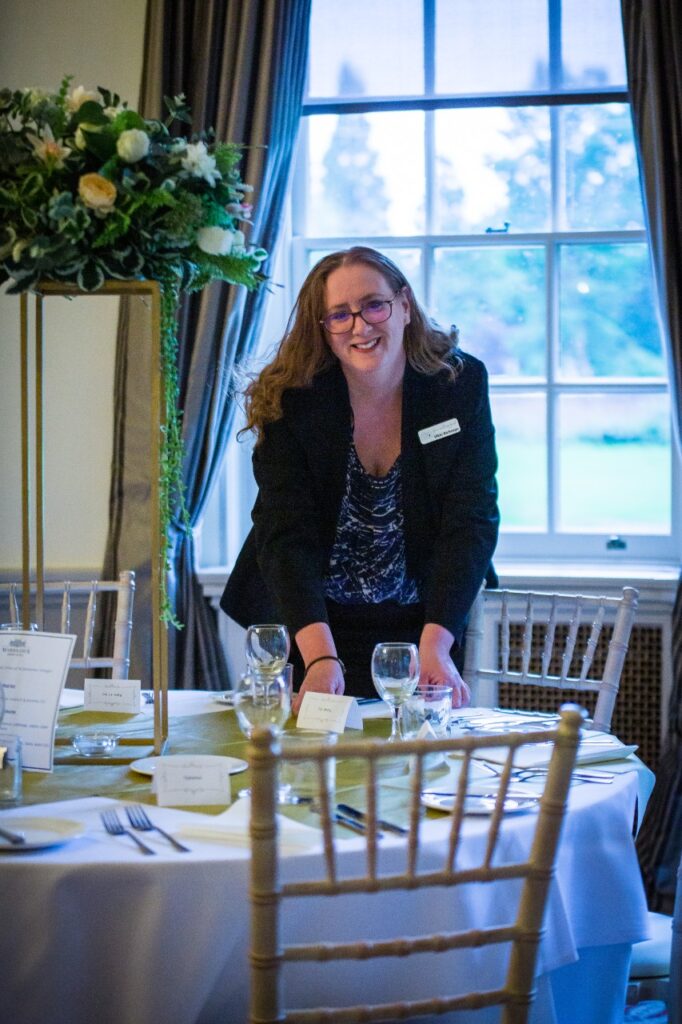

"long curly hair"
[239, 246, 461, 441]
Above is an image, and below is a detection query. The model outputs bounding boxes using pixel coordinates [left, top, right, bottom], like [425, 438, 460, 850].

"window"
[200, 0, 678, 570]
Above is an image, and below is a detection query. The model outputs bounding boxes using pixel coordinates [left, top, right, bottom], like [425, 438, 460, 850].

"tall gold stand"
[19, 281, 168, 759]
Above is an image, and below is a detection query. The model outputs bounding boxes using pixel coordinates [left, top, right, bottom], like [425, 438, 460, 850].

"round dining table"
[0, 690, 653, 1024]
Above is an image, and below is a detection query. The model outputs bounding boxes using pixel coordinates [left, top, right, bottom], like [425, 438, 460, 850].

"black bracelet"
[304, 655, 346, 677]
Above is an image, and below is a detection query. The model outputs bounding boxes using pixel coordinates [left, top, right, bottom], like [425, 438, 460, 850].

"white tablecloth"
[0, 692, 652, 1024]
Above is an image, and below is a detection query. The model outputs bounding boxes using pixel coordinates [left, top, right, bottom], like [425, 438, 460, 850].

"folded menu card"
[0, 631, 75, 770]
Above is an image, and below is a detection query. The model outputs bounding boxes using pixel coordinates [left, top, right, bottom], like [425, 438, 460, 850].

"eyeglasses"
[320, 290, 402, 334]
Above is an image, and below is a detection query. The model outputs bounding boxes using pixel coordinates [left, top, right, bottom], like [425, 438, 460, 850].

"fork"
[100, 809, 156, 855]
[125, 804, 190, 852]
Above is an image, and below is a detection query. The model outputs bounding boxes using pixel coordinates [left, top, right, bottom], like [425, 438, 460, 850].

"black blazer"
[221, 351, 499, 644]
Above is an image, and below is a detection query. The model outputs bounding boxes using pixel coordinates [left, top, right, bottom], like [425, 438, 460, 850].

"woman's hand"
[292, 622, 345, 715]
[419, 623, 471, 709]
[292, 660, 345, 715]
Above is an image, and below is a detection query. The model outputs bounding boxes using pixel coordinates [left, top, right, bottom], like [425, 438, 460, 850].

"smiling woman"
[221, 246, 500, 707]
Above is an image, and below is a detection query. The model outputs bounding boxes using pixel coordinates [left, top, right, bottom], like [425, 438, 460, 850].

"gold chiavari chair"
[248, 704, 583, 1024]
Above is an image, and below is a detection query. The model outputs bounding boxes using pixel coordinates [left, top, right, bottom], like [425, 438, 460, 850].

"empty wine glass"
[245, 624, 290, 680]
[371, 642, 420, 743]
[233, 671, 292, 800]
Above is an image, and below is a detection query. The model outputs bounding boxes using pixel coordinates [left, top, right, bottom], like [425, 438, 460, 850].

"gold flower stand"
[19, 280, 168, 760]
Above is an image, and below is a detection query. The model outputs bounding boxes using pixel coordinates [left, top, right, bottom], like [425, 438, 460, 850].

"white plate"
[422, 792, 540, 816]
[0, 817, 85, 852]
[129, 754, 248, 777]
[214, 693, 235, 706]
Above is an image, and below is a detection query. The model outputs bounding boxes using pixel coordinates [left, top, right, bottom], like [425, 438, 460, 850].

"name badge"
[418, 418, 461, 445]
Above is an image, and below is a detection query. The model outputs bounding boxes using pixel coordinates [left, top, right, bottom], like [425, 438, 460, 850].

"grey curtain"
[621, 0, 682, 914]
[101, 0, 311, 689]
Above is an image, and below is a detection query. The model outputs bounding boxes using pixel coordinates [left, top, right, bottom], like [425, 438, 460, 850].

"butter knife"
[336, 803, 407, 836]
[0, 824, 26, 846]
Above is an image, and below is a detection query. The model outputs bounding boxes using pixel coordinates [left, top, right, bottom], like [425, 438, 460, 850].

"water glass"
[0, 734, 22, 806]
[233, 672, 291, 739]
[401, 684, 454, 740]
[245, 624, 290, 680]
[279, 730, 337, 804]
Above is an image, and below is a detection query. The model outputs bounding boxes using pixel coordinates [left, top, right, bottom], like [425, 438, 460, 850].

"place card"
[0, 630, 75, 771]
[84, 678, 141, 713]
[153, 757, 232, 806]
[297, 692, 363, 733]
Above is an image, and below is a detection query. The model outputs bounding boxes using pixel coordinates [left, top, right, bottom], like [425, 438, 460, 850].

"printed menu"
[0, 631, 75, 770]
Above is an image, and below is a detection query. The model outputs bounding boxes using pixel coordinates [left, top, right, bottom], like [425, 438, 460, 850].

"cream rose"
[116, 128, 150, 163]
[67, 86, 100, 112]
[78, 173, 117, 211]
[197, 226, 234, 255]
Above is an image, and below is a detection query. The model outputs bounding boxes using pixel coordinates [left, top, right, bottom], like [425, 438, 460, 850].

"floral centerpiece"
[0, 77, 267, 625]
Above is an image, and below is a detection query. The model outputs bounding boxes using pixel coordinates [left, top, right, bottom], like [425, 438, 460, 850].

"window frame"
[198, 0, 680, 572]
[289, 0, 680, 566]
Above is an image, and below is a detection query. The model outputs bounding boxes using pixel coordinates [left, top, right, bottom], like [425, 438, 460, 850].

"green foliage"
[0, 77, 269, 626]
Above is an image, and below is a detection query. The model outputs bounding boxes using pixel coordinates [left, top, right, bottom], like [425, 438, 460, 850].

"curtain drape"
[621, 0, 682, 914]
[100, 0, 311, 689]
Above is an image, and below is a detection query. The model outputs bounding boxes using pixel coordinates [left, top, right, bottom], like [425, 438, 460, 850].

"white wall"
[0, 0, 147, 572]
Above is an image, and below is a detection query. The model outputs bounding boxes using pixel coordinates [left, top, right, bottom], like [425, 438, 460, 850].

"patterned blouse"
[323, 443, 420, 605]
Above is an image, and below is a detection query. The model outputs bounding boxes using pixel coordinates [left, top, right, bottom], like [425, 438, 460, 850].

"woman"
[221, 247, 499, 709]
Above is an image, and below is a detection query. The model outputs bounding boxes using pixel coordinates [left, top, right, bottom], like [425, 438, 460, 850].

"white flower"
[27, 125, 71, 167]
[197, 226, 234, 255]
[67, 85, 100, 112]
[181, 141, 221, 186]
[116, 128, 150, 163]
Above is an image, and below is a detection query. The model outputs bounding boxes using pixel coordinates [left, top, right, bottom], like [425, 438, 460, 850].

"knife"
[336, 803, 407, 836]
[0, 824, 26, 846]
[332, 811, 378, 836]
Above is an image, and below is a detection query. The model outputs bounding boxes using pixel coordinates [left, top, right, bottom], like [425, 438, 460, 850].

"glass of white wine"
[245, 624, 290, 681]
[371, 642, 420, 743]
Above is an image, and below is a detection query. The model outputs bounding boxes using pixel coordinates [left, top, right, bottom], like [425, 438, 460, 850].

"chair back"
[1, 571, 135, 679]
[462, 586, 638, 732]
[248, 704, 583, 1024]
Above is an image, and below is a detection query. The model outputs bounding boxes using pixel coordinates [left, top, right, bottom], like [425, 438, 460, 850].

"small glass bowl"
[72, 732, 119, 757]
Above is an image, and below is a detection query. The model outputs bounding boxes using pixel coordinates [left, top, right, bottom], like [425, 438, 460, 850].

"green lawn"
[498, 439, 670, 532]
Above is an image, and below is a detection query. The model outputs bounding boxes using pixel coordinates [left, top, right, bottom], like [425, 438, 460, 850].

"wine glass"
[233, 671, 292, 800]
[245, 624, 290, 680]
[371, 642, 420, 743]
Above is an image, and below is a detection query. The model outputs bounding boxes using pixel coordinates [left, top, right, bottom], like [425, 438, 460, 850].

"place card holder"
[19, 282, 169, 763]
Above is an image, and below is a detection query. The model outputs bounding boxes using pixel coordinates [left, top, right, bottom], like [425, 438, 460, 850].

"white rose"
[231, 230, 246, 252]
[67, 85, 100, 112]
[116, 129, 150, 163]
[197, 226, 234, 256]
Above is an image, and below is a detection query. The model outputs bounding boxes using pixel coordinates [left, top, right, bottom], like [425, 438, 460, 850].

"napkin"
[473, 729, 637, 769]
[175, 797, 323, 853]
